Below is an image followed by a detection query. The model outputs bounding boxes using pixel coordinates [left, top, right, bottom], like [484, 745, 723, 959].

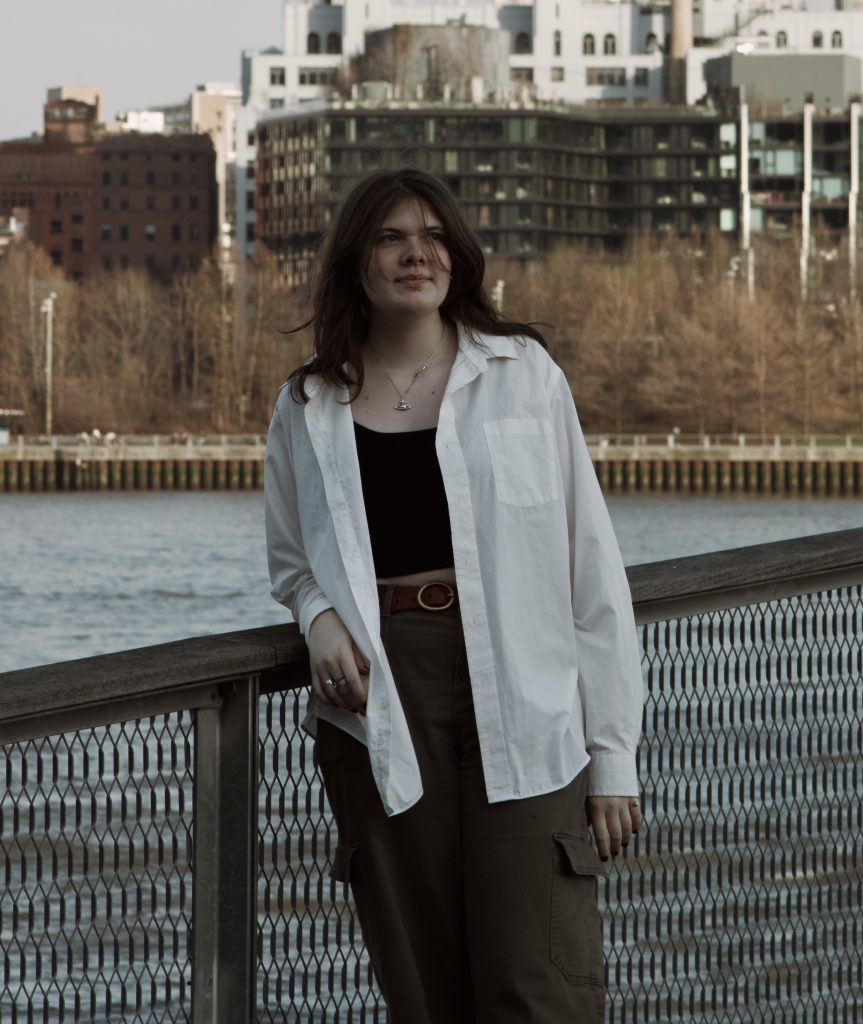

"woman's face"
[362, 198, 452, 319]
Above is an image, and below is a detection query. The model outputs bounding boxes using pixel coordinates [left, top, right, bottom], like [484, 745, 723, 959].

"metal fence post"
[192, 676, 260, 1024]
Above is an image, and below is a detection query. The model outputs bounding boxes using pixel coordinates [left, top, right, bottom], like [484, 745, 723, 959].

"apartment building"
[0, 100, 218, 281]
[255, 95, 863, 283]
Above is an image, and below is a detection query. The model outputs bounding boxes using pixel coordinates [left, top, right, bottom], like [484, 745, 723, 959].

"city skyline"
[2, 0, 281, 141]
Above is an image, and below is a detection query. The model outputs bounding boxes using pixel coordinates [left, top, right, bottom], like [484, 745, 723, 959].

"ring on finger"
[334, 678, 349, 688]
[323, 679, 336, 689]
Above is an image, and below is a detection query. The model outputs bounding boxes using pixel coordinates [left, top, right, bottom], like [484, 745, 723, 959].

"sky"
[2, 0, 284, 141]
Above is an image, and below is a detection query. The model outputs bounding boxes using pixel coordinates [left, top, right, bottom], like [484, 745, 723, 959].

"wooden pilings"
[0, 443, 861, 495]
[0, 446, 266, 493]
[588, 449, 862, 497]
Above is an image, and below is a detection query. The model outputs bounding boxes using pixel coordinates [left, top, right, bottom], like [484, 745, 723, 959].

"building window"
[171, 172, 181, 185]
[102, 256, 111, 272]
[270, 98, 285, 109]
[515, 32, 531, 54]
[172, 256, 182, 272]
[190, 224, 200, 241]
[120, 225, 129, 241]
[553, 30, 562, 56]
[832, 30, 843, 47]
[583, 34, 595, 55]
[646, 33, 659, 53]
[190, 196, 199, 210]
[246, 192, 255, 211]
[146, 196, 155, 210]
[171, 224, 181, 241]
[146, 171, 155, 185]
[246, 223, 254, 242]
[172, 195, 181, 210]
[71, 214, 83, 225]
[247, 131, 255, 147]
[71, 238, 83, 252]
[145, 224, 156, 240]
[120, 172, 129, 186]
[172, 153, 181, 162]
[120, 255, 129, 269]
[270, 66, 286, 86]
[604, 34, 617, 55]
[102, 197, 111, 210]
[634, 67, 649, 87]
[511, 68, 534, 82]
[50, 251, 62, 266]
[102, 172, 111, 185]
[813, 30, 823, 47]
[120, 198, 129, 210]
[586, 67, 626, 86]
[101, 224, 111, 241]
[326, 32, 341, 54]
[551, 67, 564, 81]
[776, 30, 787, 47]
[307, 32, 320, 53]
[50, 219, 62, 234]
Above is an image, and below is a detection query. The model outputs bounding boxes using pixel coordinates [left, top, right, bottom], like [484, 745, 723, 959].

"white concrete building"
[235, 0, 863, 257]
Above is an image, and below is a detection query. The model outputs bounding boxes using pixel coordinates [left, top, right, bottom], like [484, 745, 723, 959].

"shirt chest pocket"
[483, 417, 562, 507]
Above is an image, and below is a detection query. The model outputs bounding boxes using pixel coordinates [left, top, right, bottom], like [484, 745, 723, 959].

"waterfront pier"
[0, 529, 860, 1021]
[2, 433, 863, 495]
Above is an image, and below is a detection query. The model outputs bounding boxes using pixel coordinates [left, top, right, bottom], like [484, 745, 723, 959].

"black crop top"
[353, 421, 455, 577]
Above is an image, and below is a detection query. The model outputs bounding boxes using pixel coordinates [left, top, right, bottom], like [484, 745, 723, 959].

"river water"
[0, 491, 860, 673]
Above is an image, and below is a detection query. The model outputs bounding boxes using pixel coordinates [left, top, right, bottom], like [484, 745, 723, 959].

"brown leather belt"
[378, 580, 458, 614]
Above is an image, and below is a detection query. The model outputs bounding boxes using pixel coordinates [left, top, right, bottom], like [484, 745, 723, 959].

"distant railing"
[1, 528, 861, 1023]
[4, 432, 863, 452]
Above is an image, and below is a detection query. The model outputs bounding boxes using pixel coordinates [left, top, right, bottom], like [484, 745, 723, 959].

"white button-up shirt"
[265, 323, 644, 817]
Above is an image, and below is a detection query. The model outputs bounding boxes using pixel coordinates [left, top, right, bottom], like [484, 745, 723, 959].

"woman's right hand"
[307, 609, 370, 715]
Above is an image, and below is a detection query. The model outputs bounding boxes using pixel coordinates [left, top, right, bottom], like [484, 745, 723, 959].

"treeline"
[2, 234, 863, 435]
[491, 232, 863, 436]
[0, 245, 307, 436]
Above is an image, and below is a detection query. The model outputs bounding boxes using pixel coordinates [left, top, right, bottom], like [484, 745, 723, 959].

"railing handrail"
[2, 527, 861, 742]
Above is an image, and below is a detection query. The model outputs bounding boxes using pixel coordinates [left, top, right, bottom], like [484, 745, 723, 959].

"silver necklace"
[369, 322, 447, 411]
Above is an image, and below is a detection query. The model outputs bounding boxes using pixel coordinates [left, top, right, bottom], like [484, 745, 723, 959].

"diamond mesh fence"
[2, 582, 861, 1023]
[257, 583, 863, 1023]
[0, 713, 195, 1024]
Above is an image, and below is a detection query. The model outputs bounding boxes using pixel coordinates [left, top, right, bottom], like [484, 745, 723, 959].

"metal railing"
[1, 528, 861, 1023]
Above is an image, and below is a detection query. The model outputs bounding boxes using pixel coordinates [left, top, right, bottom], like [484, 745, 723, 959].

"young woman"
[265, 167, 645, 1023]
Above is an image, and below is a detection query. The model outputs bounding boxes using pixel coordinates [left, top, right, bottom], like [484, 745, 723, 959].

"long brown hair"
[286, 167, 547, 402]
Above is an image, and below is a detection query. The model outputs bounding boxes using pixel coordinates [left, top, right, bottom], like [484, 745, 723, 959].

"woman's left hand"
[586, 796, 642, 862]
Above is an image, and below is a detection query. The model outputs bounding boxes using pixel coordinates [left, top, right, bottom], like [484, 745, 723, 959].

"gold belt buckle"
[416, 581, 455, 611]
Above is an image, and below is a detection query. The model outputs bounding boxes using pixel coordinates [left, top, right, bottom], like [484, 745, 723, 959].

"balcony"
[1, 529, 861, 1021]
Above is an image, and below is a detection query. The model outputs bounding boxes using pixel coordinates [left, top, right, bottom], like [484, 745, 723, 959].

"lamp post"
[40, 292, 57, 437]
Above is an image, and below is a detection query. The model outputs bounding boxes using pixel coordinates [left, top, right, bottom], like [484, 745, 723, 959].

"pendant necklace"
[370, 321, 447, 412]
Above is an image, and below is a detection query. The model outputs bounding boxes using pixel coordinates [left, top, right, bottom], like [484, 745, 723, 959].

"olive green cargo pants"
[315, 593, 608, 1023]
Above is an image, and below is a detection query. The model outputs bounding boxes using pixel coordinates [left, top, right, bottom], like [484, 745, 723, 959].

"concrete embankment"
[1, 437, 862, 495]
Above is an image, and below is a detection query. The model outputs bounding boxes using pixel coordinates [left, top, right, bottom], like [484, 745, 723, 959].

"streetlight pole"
[40, 291, 57, 437]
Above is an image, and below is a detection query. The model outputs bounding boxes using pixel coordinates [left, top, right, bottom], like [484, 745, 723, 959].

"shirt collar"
[303, 320, 523, 401]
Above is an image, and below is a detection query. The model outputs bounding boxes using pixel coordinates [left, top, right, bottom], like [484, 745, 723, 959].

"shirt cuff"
[586, 751, 640, 798]
[298, 594, 336, 639]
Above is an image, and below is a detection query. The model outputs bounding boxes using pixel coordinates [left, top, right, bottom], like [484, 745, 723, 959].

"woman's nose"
[402, 238, 425, 263]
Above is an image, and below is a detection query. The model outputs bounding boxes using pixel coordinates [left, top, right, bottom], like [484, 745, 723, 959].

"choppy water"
[0, 491, 860, 673]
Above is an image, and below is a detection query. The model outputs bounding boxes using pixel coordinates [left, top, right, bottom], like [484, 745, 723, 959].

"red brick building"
[0, 100, 218, 281]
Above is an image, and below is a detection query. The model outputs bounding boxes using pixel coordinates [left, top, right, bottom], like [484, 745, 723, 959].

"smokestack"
[668, 0, 694, 104]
